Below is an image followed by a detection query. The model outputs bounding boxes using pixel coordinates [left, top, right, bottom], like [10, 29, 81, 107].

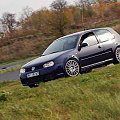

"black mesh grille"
[25, 65, 43, 72]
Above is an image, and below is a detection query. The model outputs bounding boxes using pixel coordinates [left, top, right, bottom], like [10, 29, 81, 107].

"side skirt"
[81, 58, 113, 70]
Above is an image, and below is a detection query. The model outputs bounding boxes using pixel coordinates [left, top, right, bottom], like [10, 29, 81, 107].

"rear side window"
[95, 29, 115, 42]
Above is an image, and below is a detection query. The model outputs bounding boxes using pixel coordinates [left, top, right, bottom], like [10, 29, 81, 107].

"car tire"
[65, 59, 80, 77]
[114, 47, 120, 64]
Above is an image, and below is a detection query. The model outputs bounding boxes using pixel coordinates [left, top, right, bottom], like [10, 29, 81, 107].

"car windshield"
[42, 35, 79, 56]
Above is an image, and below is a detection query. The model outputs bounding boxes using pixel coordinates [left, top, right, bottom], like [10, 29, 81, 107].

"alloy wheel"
[115, 47, 120, 63]
[65, 59, 80, 76]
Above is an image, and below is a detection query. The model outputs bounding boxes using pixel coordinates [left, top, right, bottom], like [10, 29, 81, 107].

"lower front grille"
[20, 73, 56, 85]
[25, 65, 43, 72]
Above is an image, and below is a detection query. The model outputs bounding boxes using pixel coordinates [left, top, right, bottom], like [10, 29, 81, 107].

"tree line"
[0, 0, 120, 38]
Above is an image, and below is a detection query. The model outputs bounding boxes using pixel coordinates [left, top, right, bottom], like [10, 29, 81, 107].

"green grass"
[0, 64, 120, 119]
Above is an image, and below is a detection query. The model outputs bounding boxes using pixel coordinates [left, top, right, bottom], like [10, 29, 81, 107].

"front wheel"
[65, 59, 80, 77]
[114, 47, 120, 64]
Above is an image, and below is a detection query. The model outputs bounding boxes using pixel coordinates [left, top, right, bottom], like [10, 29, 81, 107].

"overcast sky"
[0, 0, 74, 19]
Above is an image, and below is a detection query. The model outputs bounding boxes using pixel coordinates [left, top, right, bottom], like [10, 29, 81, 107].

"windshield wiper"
[50, 51, 60, 54]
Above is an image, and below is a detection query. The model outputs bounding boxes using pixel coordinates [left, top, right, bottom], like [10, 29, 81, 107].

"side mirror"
[78, 43, 88, 51]
[81, 43, 88, 48]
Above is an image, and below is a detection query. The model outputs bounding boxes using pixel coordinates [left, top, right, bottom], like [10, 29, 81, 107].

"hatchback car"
[20, 27, 120, 87]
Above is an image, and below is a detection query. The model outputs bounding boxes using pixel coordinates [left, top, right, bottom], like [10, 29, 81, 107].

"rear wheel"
[114, 47, 120, 64]
[65, 59, 80, 77]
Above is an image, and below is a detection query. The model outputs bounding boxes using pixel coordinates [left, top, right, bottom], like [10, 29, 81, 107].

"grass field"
[0, 64, 120, 120]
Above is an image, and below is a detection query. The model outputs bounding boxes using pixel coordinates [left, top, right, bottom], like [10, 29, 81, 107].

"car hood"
[23, 50, 72, 68]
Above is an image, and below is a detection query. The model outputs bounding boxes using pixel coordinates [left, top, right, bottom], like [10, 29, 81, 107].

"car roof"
[58, 27, 112, 40]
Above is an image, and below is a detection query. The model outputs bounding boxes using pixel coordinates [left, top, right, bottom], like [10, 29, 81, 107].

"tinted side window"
[95, 29, 115, 42]
[82, 33, 98, 46]
[63, 35, 79, 50]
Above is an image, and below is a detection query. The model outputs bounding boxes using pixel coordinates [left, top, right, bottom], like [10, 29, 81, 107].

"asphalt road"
[0, 70, 20, 81]
[0, 59, 32, 81]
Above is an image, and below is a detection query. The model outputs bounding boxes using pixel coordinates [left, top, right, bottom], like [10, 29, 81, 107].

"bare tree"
[75, 0, 95, 29]
[51, 0, 67, 11]
[0, 12, 16, 33]
[75, 0, 85, 29]
[20, 6, 33, 21]
[50, 0, 68, 36]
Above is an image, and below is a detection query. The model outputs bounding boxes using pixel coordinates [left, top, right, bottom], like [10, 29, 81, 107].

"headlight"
[20, 68, 26, 74]
[43, 61, 54, 68]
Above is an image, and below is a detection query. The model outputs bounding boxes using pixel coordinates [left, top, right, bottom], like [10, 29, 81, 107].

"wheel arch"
[114, 45, 120, 53]
[63, 55, 80, 73]
[64, 55, 80, 66]
[113, 45, 120, 64]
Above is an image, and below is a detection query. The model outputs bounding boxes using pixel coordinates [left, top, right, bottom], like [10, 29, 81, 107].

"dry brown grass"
[0, 37, 54, 63]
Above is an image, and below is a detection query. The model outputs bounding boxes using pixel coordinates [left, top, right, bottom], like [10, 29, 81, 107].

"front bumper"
[20, 64, 64, 86]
